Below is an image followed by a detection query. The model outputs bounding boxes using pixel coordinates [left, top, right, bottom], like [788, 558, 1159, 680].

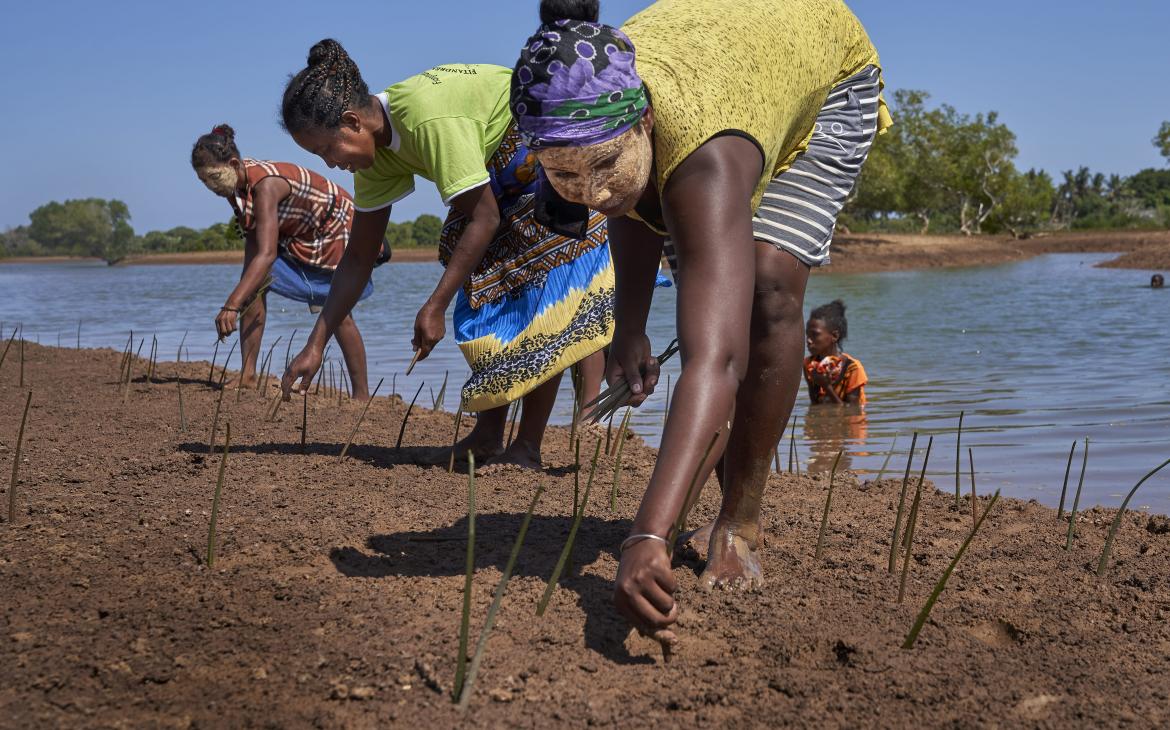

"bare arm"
[604, 214, 665, 404]
[412, 183, 500, 360]
[614, 136, 763, 633]
[282, 205, 390, 395]
[215, 176, 289, 340]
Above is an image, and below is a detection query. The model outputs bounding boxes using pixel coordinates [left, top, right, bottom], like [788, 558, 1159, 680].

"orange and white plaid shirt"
[232, 159, 353, 270]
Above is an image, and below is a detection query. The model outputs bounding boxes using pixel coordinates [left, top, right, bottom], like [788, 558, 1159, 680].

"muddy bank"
[2, 344, 1169, 727]
[827, 229, 1170, 274]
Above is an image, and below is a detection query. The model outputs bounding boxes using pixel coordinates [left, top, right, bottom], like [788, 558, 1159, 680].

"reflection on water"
[803, 404, 869, 473]
[2, 252, 1168, 512]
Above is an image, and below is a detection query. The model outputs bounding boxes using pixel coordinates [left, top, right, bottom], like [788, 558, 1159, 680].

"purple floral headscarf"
[511, 20, 647, 149]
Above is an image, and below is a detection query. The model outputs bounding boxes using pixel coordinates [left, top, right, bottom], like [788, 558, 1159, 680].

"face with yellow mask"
[534, 112, 654, 218]
[196, 159, 244, 198]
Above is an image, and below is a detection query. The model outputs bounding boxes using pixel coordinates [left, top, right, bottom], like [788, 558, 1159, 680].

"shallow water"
[2, 253, 1168, 512]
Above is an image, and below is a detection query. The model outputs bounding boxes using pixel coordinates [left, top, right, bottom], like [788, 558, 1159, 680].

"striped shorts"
[752, 65, 882, 266]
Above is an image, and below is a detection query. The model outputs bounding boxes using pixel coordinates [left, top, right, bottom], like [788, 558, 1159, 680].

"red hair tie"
[211, 125, 230, 136]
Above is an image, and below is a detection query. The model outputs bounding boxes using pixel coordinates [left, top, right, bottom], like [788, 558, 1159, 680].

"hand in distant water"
[214, 307, 240, 342]
[614, 538, 679, 641]
[607, 330, 660, 407]
[411, 302, 446, 362]
[281, 343, 324, 399]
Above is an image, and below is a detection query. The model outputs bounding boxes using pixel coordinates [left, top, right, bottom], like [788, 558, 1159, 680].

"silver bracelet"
[620, 533, 668, 553]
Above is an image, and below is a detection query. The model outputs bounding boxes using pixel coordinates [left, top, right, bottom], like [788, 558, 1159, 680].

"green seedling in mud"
[448, 404, 465, 473]
[666, 430, 722, 557]
[300, 392, 308, 454]
[391, 373, 397, 399]
[176, 330, 188, 366]
[898, 437, 934, 602]
[582, 339, 679, 423]
[207, 339, 220, 385]
[339, 368, 349, 407]
[537, 439, 601, 616]
[147, 335, 158, 383]
[257, 336, 282, 392]
[1065, 438, 1089, 550]
[1096, 457, 1170, 576]
[453, 452, 477, 701]
[610, 408, 633, 512]
[457, 483, 546, 711]
[395, 382, 426, 449]
[284, 329, 297, 370]
[897, 437, 934, 599]
[1057, 440, 1077, 520]
[968, 448, 977, 527]
[888, 431, 920, 573]
[815, 450, 844, 561]
[505, 400, 520, 447]
[19, 335, 25, 387]
[177, 380, 187, 432]
[573, 438, 581, 514]
[207, 359, 232, 454]
[206, 422, 231, 568]
[405, 349, 421, 376]
[903, 491, 1000, 649]
[76, 320, 82, 349]
[338, 378, 384, 462]
[265, 392, 283, 422]
[902, 437, 934, 549]
[0, 327, 18, 372]
[788, 413, 800, 475]
[954, 410, 964, 509]
[434, 370, 448, 412]
[605, 410, 615, 455]
[875, 433, 899, 483]
[218, 340, 237, 386]
[8, 391, 32, 525]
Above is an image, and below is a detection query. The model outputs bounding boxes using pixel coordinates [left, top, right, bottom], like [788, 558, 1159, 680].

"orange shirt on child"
[804, 353, 867, 404]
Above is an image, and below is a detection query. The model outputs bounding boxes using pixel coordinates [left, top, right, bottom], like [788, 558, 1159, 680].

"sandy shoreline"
[2, 343, 1169, 726]
[3, 230, 1168, 273]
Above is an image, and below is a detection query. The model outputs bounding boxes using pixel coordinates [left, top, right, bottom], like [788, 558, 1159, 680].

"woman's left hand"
[412, 302, 446, 361]
[215, 306, 240, 341]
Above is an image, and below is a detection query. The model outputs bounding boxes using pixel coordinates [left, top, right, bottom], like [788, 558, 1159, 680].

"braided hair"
[281, 39, 372, 133]
[809, 299, 849, 342]
[191, 124, 240, 170]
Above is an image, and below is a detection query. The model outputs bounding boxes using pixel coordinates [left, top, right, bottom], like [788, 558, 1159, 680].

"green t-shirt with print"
[353, 64, 513, 211]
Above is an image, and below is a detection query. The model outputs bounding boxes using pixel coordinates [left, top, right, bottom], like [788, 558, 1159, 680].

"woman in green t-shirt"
[278, 39, 613, 469]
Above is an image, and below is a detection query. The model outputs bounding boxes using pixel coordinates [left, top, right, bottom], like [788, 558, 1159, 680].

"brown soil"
[3, 345, 1170, 727]
[827, 229, 1170, 274]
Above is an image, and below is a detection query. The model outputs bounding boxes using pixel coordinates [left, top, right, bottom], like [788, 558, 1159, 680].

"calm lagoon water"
[2, 253, 1168, 512]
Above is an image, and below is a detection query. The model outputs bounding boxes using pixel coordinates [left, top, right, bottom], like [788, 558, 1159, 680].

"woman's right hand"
[614, 538, 679, 641]
[607, 330, 660, 407]
[280, 343, 324, 399]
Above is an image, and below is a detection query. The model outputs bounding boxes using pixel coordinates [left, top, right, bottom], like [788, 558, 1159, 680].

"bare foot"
[700, 521, 763, 591]
[676, 520, 715, 562]
[223, 375, 259, 389]
[481, 440, 543, 472]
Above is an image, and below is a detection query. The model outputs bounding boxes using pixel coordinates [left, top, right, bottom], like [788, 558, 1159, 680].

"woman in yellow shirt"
[512, 0, 890, 637]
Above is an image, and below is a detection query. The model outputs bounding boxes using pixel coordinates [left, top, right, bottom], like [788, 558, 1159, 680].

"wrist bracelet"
[620, 533, 668, 553]
[220, 306, 241, 314]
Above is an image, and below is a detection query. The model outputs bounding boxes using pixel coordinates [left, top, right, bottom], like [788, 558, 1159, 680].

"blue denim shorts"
[269, 252, 373, 311]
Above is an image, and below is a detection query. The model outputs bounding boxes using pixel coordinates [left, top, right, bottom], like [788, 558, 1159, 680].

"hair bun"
[210, 124, 235, 141]
[539, 0, 600, 24]
[308, 38, 346, 67]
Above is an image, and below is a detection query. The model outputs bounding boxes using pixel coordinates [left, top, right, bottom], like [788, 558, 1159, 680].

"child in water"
[191, 124, 371, 399]
[804, 299, 867, 405]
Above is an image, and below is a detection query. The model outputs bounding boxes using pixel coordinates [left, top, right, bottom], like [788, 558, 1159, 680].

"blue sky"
[1, 0, 1167, 233]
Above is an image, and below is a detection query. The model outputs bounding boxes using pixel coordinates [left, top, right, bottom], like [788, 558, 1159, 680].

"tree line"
[0, 200, 445, 265]
[4, 93, 1168, 263]
[843, 90, 1170, 236]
